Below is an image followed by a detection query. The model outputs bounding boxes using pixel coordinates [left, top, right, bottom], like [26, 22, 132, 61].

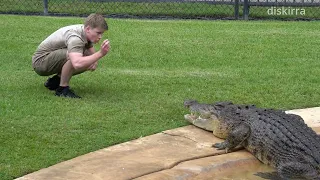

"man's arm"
[87, 46, 96, 55]
[86, 47, 98, 71]
[69, 40, 110, 70]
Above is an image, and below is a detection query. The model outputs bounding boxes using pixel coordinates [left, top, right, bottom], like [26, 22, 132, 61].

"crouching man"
[32, 13, 110, 98]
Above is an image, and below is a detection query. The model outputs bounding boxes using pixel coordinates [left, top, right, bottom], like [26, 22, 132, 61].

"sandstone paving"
[286, 107, 320, 127]
[135, 150, 272, 180]
[16, 107, 320, 180]
[16, 126, 227, 180]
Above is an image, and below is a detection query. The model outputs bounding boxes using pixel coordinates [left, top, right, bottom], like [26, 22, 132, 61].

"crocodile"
[184, 100, 320, 180]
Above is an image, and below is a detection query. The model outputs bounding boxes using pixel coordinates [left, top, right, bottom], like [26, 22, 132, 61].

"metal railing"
[0, 0, 319, 20]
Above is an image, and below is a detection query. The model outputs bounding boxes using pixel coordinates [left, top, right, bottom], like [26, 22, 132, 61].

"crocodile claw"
[212, 142, 226, 150]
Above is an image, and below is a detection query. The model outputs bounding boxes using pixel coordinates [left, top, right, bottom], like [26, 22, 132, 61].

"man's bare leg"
[55, 60, 87, 98]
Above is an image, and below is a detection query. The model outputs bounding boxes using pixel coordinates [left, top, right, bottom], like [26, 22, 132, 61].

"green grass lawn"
[0, 15, 320, 179]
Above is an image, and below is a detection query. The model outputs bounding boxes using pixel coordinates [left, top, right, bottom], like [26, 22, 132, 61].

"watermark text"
[267, 7, 306, 16]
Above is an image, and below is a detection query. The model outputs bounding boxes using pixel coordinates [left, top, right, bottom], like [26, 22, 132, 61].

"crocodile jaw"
[184, 114, 214, 131]
[184, 114, 229, 139]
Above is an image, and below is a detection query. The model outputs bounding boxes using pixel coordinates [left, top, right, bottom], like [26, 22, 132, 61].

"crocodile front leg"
[212, 123, 250, 153]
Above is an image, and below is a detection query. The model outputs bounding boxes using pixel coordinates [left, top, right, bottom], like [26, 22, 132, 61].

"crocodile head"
[183, 99, 198, 108]
[184, 100, 235, 139]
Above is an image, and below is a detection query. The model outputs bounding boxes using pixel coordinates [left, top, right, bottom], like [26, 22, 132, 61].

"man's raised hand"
[100, 39, 110, 56]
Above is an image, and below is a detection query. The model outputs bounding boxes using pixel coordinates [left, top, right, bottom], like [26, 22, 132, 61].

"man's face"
[85, 26, 105, 44]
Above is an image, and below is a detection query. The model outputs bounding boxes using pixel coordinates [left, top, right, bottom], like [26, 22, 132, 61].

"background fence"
[0, 0, 319, 20]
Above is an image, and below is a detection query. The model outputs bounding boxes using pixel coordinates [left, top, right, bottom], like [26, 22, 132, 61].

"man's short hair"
[84, 13, 108, 30]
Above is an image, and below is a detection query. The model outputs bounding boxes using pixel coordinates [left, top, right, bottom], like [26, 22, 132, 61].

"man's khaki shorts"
[32, 49, 68, 76]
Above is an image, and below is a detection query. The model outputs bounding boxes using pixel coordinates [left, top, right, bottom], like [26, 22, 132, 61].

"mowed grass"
[0, 15, 320, 179]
